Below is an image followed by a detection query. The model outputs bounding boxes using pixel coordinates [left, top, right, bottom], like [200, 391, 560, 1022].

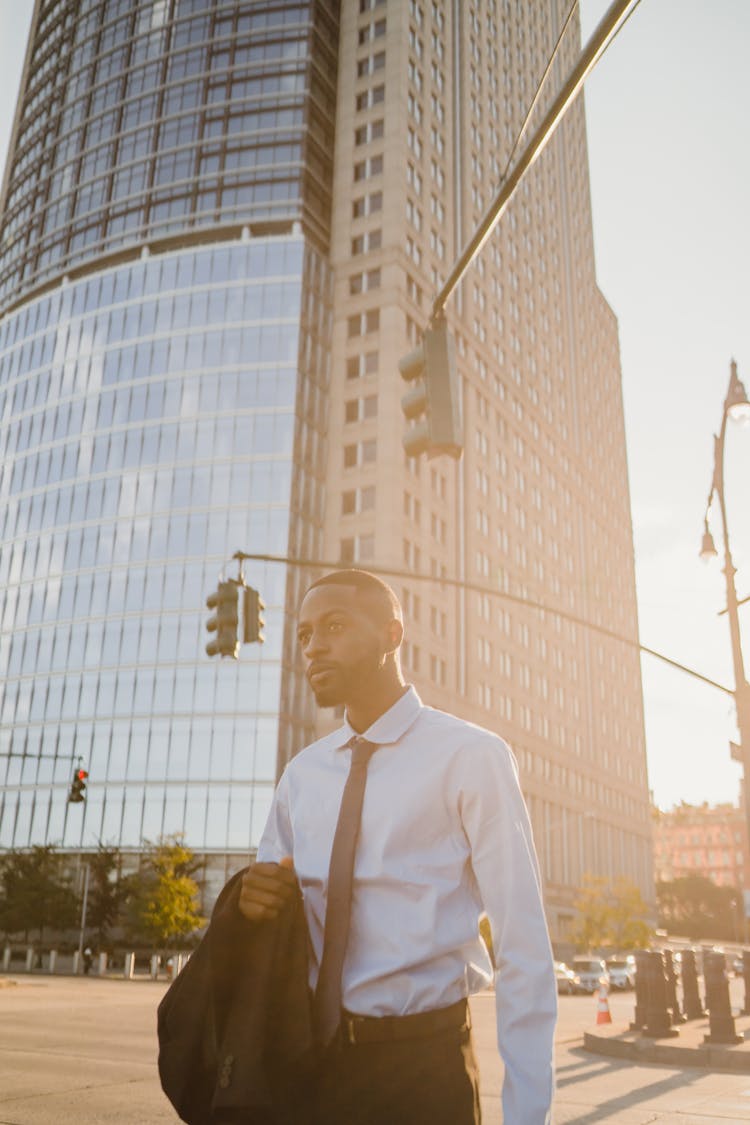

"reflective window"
[0, 236, 330, 851]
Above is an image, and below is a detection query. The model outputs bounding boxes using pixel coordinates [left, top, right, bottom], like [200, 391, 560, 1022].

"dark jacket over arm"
[157, 868, 315, 1125]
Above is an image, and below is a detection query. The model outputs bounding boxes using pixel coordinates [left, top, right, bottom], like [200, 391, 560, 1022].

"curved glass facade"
[0, 0, 338, 858]
[0, 234, 330, 852]
[0, 0, 338, 315]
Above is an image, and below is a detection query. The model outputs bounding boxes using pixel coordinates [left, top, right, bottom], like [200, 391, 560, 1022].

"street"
[1, 976, 749, 1123]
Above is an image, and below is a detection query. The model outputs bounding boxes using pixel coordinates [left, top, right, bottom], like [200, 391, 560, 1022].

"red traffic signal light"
[68, 768, 88, 804]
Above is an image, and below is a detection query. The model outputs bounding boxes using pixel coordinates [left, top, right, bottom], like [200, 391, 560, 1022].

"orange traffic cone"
[596, 979, 612, 1025]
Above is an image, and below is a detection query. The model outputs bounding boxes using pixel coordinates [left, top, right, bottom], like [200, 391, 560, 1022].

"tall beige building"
[320, 0, 653, 940]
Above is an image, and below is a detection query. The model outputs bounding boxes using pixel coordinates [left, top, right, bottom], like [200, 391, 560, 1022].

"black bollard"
[680, 948, 706, 1020]
[663, 949, 686, 1024]
[641, 951, 679, 1039]
[630, 949, 649, 1030]
[703, 950, 742, 1045]
[741, 949, 750, 1018]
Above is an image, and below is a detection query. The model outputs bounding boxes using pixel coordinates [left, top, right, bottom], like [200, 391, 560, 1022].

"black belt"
[338, 998, 470, 1046]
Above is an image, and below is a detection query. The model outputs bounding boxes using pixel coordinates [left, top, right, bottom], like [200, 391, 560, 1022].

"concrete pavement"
[471, 988, 750, 1123]
[2, 975, 750, 1122]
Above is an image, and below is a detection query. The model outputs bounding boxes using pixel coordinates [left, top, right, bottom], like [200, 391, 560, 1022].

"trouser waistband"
[337, 998, 470, 1046]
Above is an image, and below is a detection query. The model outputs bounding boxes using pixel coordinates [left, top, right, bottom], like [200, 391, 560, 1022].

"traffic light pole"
[432, 0, 639, 318]
[77, 863, 90, 970]
[226, 550, 734, 700]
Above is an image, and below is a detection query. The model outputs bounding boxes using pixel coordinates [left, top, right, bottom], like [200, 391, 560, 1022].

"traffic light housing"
[68, 768, 88, 804]
[399, 314, 462, 459]
[205, 580, 240, 658]
[243, 586, 266, 644]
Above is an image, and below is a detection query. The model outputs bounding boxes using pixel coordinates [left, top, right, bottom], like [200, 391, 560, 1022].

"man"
[240, 569, 556, 1123]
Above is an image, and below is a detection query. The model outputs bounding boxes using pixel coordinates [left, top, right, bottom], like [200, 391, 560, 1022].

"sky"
[0, 0, 748, 812]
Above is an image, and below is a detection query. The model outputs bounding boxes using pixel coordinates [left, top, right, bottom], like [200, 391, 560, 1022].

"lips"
[308, 664, 337, 684]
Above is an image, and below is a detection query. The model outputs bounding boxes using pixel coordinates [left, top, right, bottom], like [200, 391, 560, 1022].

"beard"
[308, 649, 385, 708]
[309, 672, 345, 708]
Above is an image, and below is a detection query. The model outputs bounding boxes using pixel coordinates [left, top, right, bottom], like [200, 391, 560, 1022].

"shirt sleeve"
[456, 735, 557, 1125]
[255, 766, 294, 862]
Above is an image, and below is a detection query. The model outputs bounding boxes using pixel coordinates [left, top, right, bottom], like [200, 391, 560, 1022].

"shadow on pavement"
[555, 1048, 705, 1124]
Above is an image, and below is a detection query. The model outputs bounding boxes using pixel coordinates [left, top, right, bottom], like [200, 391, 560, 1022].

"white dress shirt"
[257, 686, 557, 1123]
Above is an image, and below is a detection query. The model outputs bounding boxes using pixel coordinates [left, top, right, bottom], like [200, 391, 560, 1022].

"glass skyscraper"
[0, 0, 337, 877]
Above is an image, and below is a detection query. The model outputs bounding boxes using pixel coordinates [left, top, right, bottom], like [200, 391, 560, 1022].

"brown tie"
[313, 735, 377, 1045]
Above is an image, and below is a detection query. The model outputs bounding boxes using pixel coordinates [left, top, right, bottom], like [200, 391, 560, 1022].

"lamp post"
[700, 359, 750, 864]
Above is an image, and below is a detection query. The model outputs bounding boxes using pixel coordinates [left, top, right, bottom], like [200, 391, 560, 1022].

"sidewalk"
[584, 1011, 750, 1073]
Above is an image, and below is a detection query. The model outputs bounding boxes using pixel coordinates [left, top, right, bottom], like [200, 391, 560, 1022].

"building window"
[358, 18, 386, 44]
[343, 394, 377, 424]
[342, 490, 356, 514]
[347, 308, 380, 337]
[351, 230, 382, 255]
[354, 154, 384, 181]
[343, 440, 377, 467]
[349, 267, 381, 294]
[341, 485, 376, 515]
[356, 84, 385, 111]
[352, 191, 382, 219]
[356, 51, 385, 78]
[347, 351, 379, 378]
[355, 120, 384, 145]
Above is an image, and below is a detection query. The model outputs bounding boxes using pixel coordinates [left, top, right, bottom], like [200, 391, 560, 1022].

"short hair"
[303, 569, 403, 625]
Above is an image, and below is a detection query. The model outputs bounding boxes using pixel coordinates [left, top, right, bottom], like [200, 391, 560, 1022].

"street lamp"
[701, 358, 750, 855]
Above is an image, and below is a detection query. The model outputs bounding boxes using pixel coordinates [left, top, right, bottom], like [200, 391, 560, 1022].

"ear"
[384, 618, 403, 654]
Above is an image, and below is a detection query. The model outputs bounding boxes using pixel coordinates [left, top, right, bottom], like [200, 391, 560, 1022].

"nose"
[303, 627, 328, 658]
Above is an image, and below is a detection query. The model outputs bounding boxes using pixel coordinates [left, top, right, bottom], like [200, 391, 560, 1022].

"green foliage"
[656, 876, 741, 941]
[87, 843, 134, 948]
[0, 845, 79, 942]
[129, 835, 206, 950]
[608, 877, 653, 950]
[571, 873, 653, 952]
[570, 875, 612, 951]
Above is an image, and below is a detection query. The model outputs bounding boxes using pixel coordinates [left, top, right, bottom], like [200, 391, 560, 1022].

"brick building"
[653, 800, 749, 890]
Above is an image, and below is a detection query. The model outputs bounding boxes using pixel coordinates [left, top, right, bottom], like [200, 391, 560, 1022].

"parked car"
[554, 961, 580, 995]
[571, 957, 609, 993]
[606, 957, 635, 990]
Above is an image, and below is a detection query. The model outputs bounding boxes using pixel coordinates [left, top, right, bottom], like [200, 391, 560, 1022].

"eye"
[297, 631, 311, 647]
[328, 621, 344, 633]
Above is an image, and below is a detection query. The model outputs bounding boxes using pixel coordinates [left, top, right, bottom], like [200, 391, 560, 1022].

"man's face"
[296, 584, 393, 708]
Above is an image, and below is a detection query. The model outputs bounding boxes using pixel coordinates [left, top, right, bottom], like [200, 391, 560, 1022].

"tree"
[656, 875, 740, 941]
[130, 835, 206, 950]
[0, 846, 79, 944]
[570, 874, 612, 951]
[607, 877, 652, 950]
[570, 874, 653, 952]
[86, 843, 134, 948]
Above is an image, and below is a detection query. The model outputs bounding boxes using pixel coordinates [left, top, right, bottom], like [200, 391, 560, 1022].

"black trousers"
[313, 1024, 482, 1125]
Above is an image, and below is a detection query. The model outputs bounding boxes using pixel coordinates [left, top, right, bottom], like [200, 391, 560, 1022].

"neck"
[346, 672, 407, 734]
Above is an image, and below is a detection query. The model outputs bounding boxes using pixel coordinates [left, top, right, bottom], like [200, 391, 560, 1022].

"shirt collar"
[340, 685, 423, 748]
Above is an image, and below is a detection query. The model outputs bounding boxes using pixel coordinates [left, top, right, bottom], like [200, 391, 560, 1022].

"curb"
[583, 1024, 750, 1073]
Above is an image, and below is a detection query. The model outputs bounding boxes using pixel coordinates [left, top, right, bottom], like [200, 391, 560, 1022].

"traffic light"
[205, 580, 240, 658]
[243, 586, 266, 644]
[68, 768, 88, 804]
[399, 314, 462, 459]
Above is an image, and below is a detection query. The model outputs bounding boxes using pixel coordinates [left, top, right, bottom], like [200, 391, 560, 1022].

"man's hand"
[238, 856, 298, 922]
